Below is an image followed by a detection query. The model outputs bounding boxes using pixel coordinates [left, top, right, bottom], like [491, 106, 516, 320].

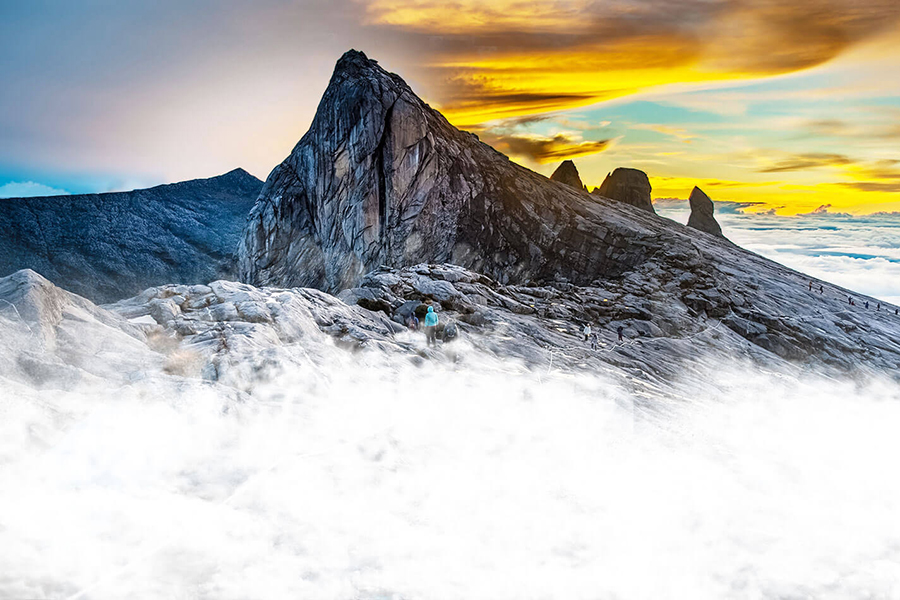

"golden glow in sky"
[1, 0, 898, 213]
[363, 0, 900, 214]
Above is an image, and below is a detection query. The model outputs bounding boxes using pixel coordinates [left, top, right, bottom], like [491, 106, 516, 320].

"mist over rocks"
[0, 270, 158, 387]
[0, 169, 262, 303]
[592, 167, 655, 214]
[687, 186, 725, 238]
[550, 160, 587, 191]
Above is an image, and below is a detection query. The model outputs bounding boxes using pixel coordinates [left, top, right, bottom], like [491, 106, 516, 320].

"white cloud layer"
[0, 181, 69, 198]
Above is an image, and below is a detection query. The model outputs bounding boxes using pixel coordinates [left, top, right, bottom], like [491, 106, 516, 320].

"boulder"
[592, 168, 655, 213]
[687, 186, 725, 238]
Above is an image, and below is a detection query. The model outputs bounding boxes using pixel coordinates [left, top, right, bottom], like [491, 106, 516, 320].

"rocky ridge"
[4, 246, 900, 397]
[0, 168, 263, 303]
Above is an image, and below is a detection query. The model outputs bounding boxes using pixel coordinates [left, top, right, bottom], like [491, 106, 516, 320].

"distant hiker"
[877, 303, 881, 311]
[583, 323, 592, 342]
[617, 325, 624, 343]
[819, 285, 824, 294]
[865, 301, 870, 309]
[590, 332, 598, 351]
[809, 281, 813, 291]
[424, 306, 438, 347]
[896, 308, 898, 315]
[407, 314, 419, 331]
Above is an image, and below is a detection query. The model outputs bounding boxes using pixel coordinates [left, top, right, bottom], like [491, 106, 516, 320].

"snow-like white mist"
[2, 339, 900, 599]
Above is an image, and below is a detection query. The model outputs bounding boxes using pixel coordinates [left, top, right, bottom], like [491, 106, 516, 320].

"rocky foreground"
[3, 245, 899, 401]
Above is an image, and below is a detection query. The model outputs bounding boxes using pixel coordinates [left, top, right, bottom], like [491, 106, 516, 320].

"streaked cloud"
[478, 132, 613, 163]
[758, 153, 855, 173]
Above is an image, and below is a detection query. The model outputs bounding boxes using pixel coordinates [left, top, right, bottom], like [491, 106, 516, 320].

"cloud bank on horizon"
[656, 200, 900, 305]
[0, 0, 898, 213]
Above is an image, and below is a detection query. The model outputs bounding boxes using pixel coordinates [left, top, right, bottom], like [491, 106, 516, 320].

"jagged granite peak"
[239, 50, 708, 292]
[687, 186, 725, 238]
[0, 169, 263, 303]
[592, 168, 655, 214]
[550, 160, 587, 191]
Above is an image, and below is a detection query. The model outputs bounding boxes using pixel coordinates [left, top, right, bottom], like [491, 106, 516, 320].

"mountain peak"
[216, 167, 263, 187]
[335, 49, 374, 70]
[550, 160, 587, 192]
[239, 51, 709, 292]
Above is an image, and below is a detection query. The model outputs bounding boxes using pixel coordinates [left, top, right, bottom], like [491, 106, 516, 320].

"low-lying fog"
[2, 334, 899, 599]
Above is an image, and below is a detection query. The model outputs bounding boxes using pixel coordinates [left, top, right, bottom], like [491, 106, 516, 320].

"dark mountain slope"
[0, 168, 262, 302]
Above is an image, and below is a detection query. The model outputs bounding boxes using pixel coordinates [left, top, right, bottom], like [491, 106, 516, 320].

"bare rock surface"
[550, 160, 587, 191]
[0, 168, 262, 303]
[4, 254, 900, 400]
[592, 168, 655, 214]
[341, 260, 900, 382]
[0, 270, 157, 387]
[240, 51, 692, 293]
[687, 186, 725, 238]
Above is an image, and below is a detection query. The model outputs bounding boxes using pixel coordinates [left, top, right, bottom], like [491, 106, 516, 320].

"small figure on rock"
[617, 325, 625, 343]
[865, 301, 870, 309]
[583, 323, 592, 342]
[877, 303, 881, 311]
[590, 331, 598, 351]
[819, 285, 824, 294]
[809, 281, 813, 291]
[407, 313, 419, 331]
[424, 305, 438, 347]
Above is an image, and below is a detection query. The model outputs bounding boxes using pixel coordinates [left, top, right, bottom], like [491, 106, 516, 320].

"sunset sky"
[1, 0, 899, 214]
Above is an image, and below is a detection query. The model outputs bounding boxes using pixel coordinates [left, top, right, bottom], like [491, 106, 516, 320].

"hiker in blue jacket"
[424, 305, 439, 347]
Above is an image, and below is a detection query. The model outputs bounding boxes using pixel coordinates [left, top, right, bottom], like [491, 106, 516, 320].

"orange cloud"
[478, 132, 613, 163]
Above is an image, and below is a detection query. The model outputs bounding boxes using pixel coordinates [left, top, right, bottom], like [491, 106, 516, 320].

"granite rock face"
[687, 186, 724, 238]
[240, 50, 691, 293]
[592, 168, 655, 214]
[0, 169, 263, 303]
[550, 160, 587, 191]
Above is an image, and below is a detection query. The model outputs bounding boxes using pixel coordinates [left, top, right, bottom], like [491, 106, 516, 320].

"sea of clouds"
[656, 202, 900, 306]
[2, 331, 900, 599]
